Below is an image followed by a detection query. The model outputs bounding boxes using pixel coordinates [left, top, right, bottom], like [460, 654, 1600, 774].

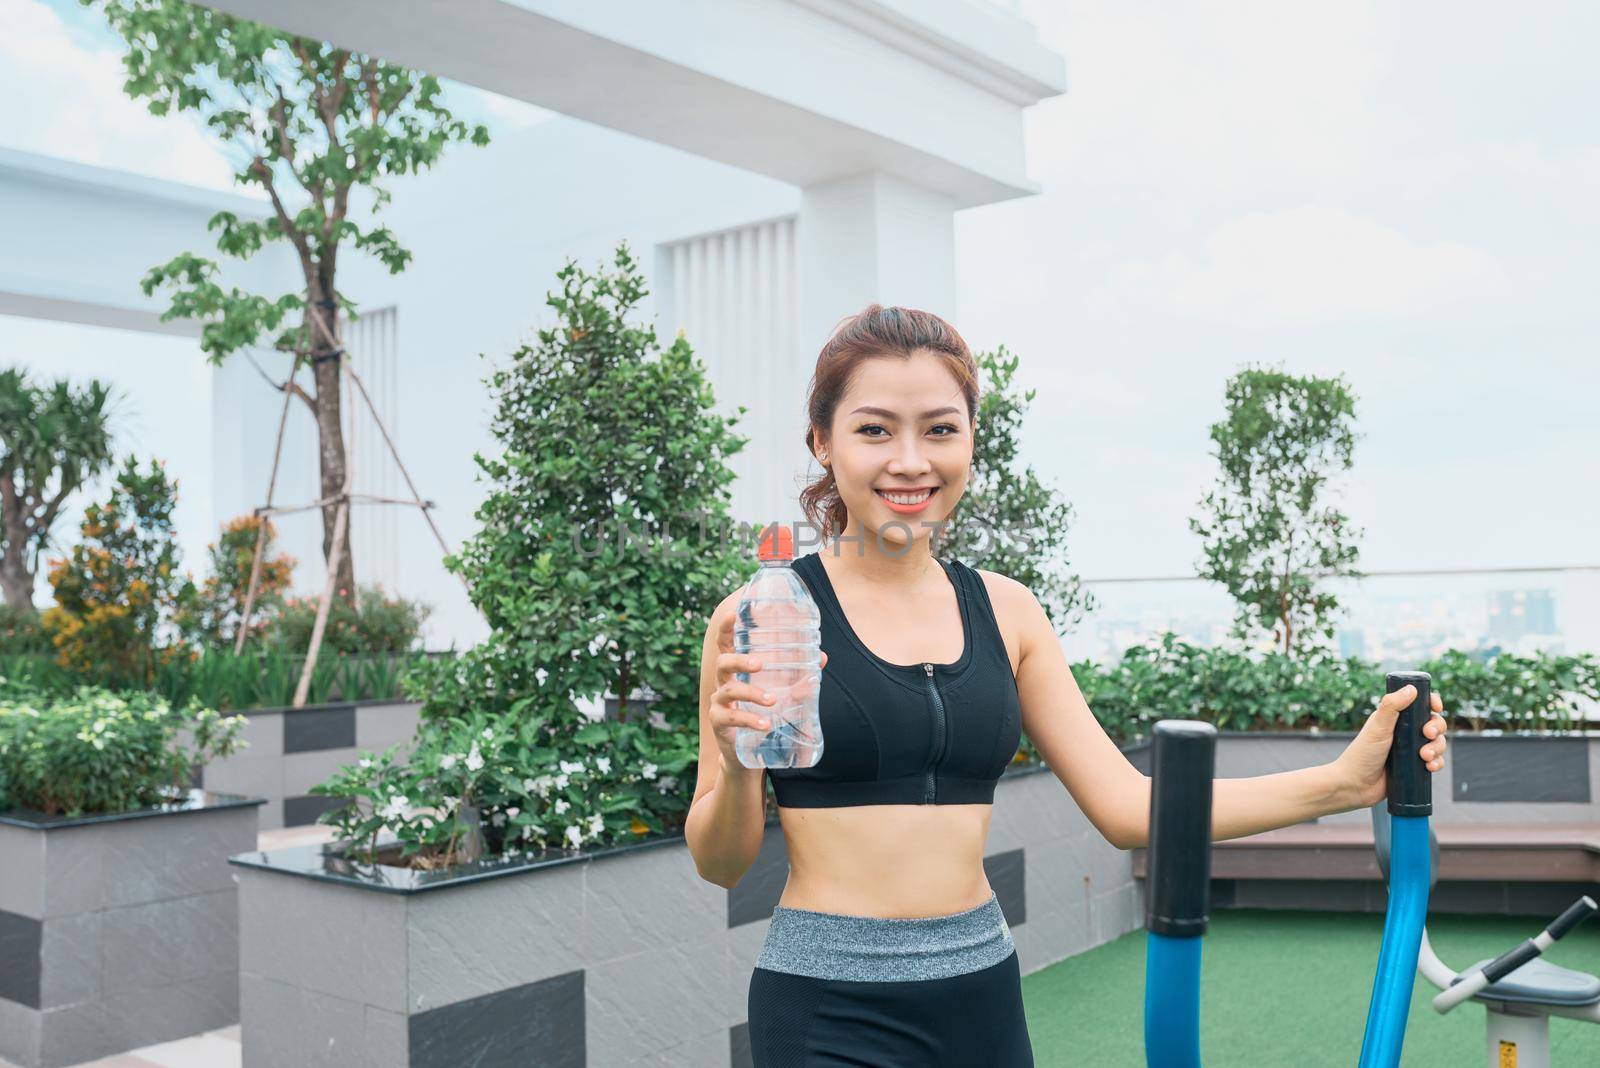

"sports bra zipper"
[922, 662, 947, 804]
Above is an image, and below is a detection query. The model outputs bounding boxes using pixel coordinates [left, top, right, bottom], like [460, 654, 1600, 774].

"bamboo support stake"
[234, 355, 301, 655]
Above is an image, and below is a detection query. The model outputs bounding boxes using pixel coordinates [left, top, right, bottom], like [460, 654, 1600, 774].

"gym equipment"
[1142, 671, 1437, 1067]
[1372, 807, 1599, 1068]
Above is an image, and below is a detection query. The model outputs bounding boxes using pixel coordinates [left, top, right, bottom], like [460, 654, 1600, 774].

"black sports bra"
[766, 551, 1024, 808]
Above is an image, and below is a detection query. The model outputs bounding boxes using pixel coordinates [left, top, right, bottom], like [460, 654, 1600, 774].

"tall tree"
[0, 369, 117, 609]
[1189, 364, 1363, 657]
[87, 0, 489, 602]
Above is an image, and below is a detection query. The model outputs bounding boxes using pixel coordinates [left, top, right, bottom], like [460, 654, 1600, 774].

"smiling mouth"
[875, 488, 937, 505]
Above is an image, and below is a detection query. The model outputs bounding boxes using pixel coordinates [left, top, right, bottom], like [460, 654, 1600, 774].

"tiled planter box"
[0, 791, 262, 1068]
[228, 759, 1139, 1068]
[200, 699, 422, 831]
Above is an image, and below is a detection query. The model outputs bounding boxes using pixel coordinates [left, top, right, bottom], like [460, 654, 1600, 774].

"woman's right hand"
[708, 610, 827, 770]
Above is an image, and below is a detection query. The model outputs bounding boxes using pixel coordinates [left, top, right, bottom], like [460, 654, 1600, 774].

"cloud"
[1108, 205, 1507, 325]
[1022, 1, 1382, 189]
[0, 0, 244, 192]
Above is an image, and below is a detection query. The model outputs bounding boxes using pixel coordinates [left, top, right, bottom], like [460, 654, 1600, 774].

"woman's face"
[816, 350, 974, 551]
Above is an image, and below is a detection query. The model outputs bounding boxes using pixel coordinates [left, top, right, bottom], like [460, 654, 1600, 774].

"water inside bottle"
[733, 560, 824, 770]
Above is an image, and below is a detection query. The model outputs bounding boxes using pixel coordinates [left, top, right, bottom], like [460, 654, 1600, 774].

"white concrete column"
[757, 172, 956, 537]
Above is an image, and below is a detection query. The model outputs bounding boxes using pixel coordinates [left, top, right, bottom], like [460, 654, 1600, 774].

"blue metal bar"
[1357, 814, 1431, 1068]
[1145, 931, 1203, 1068]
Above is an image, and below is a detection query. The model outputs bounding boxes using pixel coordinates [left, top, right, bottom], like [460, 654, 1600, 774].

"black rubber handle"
[1548, 896, 1598, 941]
[1146, 720, 1217, 938]
[1385, 671, 1433, 817]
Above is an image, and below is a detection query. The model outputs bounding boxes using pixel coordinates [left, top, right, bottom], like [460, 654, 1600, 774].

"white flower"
[553, 773, 569, 790]
[594, 756, 611, 774]
[657, 775, 679, 793]
[522, 826, 537, 841]
[439, 754, 459, 770]
[465, 746, 484, 772]
[640, 762, 657, 780]
[491, 812, 506, 828]
[564, 824, 583, 848]
[359, 758, 373, 769]
[559, 759, 584, 775]
[587, 813, 604, 836]
[554, 798, 570, 815]
[647, 710, 669, 731]
[379, 795, 409, 821]
[506, 806, 519, 819]
[521, 777, 539, 794]
[481, 727, 494, 741]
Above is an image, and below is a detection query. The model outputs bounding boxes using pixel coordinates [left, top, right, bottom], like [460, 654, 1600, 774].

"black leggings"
[747, 950, 1035, 1066]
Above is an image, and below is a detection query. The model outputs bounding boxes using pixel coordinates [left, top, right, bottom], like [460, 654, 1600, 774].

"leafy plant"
[0, 682, 245, 818]
[0, 649, 424, 711]
[42, 457, 195, 689]
[0, 604, 50, 655]
[943, 345, 1095, 634]
[1047, 633, 1600, 753]
[268, 583, 429, 656]
[0, 368, 117, 609]
[177, 514, 296, 649]
[408, 243, 749, 730]
[1189, 365, 1363, 656]
[86, 0, 490, 604]
[312, 706, 697, 866]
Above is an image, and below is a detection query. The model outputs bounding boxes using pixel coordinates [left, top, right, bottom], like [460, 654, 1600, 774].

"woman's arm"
[1002, 578, 1448, 850]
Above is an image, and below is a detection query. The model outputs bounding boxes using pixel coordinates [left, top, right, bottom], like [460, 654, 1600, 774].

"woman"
[684, 305, 1449, 1066]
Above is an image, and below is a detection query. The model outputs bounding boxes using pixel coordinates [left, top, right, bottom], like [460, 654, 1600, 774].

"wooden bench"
[1131, 823, 1600, 883]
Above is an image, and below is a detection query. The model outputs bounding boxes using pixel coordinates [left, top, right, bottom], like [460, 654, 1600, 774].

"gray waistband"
[755, 891, 1015, 982]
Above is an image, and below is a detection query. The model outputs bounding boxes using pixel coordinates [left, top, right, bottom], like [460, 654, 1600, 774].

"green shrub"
[0, 682, 245, 818]
[312, 705, 697, 866]
[268, 584, 430, 656]
[42, 456, 194, 688]
[177, 514, 296, 649]
[0, 605, 50, 655]
[1051, 633, 1599, 750]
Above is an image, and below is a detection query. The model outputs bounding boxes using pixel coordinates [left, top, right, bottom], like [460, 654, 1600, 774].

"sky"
[955, 0, 1599, 586]
[2, 0, 1596, 641]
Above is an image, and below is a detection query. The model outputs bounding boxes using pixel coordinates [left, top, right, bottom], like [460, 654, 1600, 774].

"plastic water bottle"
[733, 524, 824, 770]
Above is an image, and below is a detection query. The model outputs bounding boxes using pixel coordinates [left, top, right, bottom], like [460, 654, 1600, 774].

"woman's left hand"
[1332, 684, 1449, 810]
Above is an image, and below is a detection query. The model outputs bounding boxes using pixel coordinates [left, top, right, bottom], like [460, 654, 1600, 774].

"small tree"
[942, 346, 1095, 634]
[43, 457, 195, 688]
[177, 515, 295, 649]
[1188, 364, 1363, 656]
[413, 243, 751, 728]
[0, 369, 117, 609]
[87, 0, 489, 604]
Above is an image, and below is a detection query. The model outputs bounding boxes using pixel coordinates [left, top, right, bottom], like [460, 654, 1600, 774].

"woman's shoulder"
[955, 560, 1034, 609]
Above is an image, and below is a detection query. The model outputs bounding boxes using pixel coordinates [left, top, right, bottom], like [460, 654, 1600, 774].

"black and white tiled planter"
[200, 699, 422, 831]
[227, 759, 1138, 1068]
[0, 791, 263, 1068]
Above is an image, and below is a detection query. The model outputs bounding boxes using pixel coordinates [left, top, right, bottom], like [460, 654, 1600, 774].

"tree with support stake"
[88, 0, 489, 703]
[88, 0, 489, 612]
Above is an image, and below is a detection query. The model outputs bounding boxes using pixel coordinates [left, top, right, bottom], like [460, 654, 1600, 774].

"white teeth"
[878, 489, 933, 505]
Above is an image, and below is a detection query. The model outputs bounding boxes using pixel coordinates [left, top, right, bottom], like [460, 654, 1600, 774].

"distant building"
[1488, 589, 1558, 644]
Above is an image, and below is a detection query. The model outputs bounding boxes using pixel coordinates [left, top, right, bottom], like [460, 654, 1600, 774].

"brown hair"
[799, 304, 980, 540]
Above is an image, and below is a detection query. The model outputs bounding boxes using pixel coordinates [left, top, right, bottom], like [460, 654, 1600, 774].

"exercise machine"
[1371, 805, 1598, 1068]
[1142, 671, 1439, 1067]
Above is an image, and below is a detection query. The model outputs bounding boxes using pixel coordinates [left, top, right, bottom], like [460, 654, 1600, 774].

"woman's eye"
[857, 423, 960, 438]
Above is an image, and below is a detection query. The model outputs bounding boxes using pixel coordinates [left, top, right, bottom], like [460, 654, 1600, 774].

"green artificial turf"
[1021, 909, 1600, 1067]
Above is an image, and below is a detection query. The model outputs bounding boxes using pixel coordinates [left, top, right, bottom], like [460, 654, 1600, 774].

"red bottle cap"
[757, 524, 794, 562]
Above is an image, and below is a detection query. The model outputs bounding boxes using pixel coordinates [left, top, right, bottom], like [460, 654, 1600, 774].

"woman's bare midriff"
[774, 802, 996, 919]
